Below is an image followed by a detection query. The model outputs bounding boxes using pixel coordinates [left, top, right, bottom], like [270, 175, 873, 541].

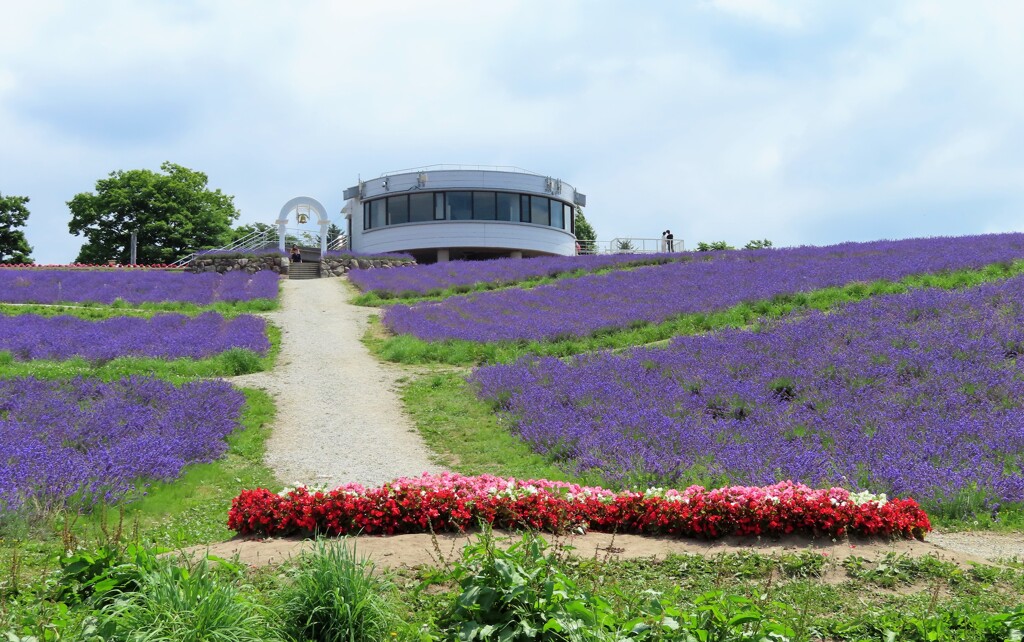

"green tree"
[744, 238, 773, 250]
[573, 207, 597, 241]
[68, 162, 239, 264]
[696, 240, 735, 252]
[0, 192, 34, 264]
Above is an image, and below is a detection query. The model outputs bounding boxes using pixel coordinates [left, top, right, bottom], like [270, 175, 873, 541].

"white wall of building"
[344, 168, 583, 259]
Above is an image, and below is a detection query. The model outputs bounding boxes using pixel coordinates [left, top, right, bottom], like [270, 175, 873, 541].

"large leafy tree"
[68, 162, 239, 264]
[0, 192, 34, 264]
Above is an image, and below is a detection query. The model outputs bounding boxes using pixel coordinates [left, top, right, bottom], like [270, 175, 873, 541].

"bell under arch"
[277, 196, 330, 257]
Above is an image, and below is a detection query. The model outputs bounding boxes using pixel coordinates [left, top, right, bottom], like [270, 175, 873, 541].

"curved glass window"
[363, 190, 571, 231]
[473, 192, 496, 220]
[388, 196, 408, 225]
[531, 196, 549, 226]
[410, 192, 433, 222]
[448, 192, 472, 220]
[496, 193, 518, 221]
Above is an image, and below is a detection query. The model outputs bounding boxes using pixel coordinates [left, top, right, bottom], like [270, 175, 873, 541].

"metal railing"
[171, 227, 350, 268]
[379, 164, 543, 177]
[169, 228, 277, 268]
[576, 238, 684, 255]
[327, 234, 349, 251]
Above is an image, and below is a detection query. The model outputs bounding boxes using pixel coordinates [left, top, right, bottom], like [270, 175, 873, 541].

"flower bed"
[0, 377, 246, 511]
[348, 252, 678, 297]
[472, 274, 1024, 509]
[0, 269, 278, 304]
[384, 233, 1024, 342]
[0, 312, 269, 361]
[228, 473, 931, 540]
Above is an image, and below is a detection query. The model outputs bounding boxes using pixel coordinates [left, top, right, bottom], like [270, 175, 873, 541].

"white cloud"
[707, 0, 804, 29]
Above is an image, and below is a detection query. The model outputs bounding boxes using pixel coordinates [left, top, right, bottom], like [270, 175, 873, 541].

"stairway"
[288, 262, 321, 280]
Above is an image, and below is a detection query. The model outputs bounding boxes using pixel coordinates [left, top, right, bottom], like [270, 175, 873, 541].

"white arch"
[276, 196, 331, 257]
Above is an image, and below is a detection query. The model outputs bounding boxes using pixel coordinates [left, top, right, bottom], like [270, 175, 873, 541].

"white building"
[342, 165, 586, 262]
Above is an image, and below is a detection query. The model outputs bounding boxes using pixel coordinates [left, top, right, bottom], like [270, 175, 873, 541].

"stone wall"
[186, 253, 415, 277]
[320, 255, 416, 277]
[187, 255, 289, 275]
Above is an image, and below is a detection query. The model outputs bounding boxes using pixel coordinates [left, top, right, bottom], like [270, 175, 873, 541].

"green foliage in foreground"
[6, 527, 1024, 641]
[0, 324, 280, 381]
[369, 260, 1024, 366]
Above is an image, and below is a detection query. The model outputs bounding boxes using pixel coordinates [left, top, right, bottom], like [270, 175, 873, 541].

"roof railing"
[378, 164, 545, 178]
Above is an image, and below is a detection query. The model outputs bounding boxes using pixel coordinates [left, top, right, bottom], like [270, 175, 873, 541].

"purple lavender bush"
[0, 377, 246, 511]
[386, 234, 1024, 342]
[472, 275, 1024, 509]
[349, 253, 677, 297]
[0, 269, 279, 305]
[0, 312, 269, 361]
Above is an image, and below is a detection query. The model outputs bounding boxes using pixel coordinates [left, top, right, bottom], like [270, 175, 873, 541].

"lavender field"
[386, 233, 1024, 342]
[0, 312, 269, 361]
[350, 252, 678, 297]
[0, 269, 278, 305]
[0, 377, 246, 510]
[472, 274, 1024, 510]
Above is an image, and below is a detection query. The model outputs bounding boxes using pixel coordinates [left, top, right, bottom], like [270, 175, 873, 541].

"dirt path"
[231, 278, 444, 490]
[194, 528, 1023, 572]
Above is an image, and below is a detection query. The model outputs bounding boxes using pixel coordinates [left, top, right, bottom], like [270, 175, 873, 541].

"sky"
[2, 0, 1023, 263]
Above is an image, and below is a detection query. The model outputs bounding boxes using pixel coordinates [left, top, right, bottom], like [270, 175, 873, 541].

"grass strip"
[351, 255, 686, 306]
[369, 259, 1024, 365]
[0, 301, 275, 319]
[0, 323, 281, 381]
[400, 371, 588, 484]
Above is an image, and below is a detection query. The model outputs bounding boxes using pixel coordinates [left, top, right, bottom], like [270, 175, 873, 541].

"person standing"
[666, 230, 675, 252]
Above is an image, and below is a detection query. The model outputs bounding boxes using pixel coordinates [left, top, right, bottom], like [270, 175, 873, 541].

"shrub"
[443, 529, 616, 641]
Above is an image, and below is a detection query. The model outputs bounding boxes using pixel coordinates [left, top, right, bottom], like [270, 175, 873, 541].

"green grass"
[369, 259, 1024, 366]
[0, 300, 276, 318]
[401, 371, 584, 484]
[350, 254, 687, 306]
[1, 297, 279, 314]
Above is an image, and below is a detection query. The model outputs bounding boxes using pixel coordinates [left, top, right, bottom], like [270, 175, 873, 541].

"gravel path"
[232, 278, 444, 489]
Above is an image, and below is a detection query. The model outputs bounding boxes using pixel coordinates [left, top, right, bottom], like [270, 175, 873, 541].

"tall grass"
[278, 538, 402, 642]
[101, 557, 277, 642]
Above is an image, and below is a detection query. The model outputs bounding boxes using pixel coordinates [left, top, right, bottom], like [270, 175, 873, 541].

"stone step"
[288, 263, 321, 280]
